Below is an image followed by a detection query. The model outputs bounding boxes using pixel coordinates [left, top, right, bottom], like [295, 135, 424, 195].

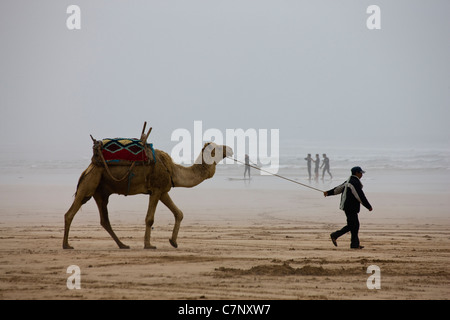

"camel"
[63, 141, 233, 249]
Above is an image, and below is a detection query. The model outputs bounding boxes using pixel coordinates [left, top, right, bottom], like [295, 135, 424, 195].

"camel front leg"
[160, 192, 184, 248]
[144, 191, 160, 249]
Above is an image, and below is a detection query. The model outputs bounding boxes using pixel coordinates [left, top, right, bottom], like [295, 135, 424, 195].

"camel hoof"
[144, 245, 157, 250]
[169, 239, 178, 248]
[63, 244, 74, 250]
[119, 245, 130, 249]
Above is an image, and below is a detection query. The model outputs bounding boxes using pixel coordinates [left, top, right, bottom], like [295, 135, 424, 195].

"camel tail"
[74, 163, 97, 204]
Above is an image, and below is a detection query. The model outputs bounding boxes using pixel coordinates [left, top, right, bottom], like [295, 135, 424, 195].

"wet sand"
[0, 183, 449, 300]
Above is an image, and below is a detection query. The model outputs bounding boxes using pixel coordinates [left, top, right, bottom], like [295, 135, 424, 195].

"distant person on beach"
[323, 166, 373, 249]
[244, 154, 250, 179]
[313, 154, 320, 181]
[320, 153, 332, 179]
[304, 154, 313, 180]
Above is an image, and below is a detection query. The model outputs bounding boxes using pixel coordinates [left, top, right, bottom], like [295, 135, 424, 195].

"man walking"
[324, 166, 373, 249]
[304, 154, 313, 180]
[320, 153, 332, 180]
[244, 154, 251, 179]
[313, 154, 320, 181]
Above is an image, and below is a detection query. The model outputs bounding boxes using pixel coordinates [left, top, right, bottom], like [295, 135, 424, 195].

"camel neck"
[172, 163, 216, 188]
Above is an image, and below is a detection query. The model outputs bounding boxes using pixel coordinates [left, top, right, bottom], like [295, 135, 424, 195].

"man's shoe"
[330, 234, 337, 247]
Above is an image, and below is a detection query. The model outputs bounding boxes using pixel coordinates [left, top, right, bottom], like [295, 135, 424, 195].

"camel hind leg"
[93, 191, 130, 249]
[63, 164, 102, 249]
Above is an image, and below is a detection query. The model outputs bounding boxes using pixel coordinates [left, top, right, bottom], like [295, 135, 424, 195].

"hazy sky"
[1, 0, 449, 161]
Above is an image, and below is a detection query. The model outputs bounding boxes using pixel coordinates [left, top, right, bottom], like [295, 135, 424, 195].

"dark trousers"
[332, 211, 360, 248]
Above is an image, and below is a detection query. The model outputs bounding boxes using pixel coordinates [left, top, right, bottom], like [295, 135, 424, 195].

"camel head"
[196, 142, 233, 165]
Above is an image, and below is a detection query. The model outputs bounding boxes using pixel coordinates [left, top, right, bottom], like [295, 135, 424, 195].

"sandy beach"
[2, 0, 450, 305]
[1, 172, 449, 300]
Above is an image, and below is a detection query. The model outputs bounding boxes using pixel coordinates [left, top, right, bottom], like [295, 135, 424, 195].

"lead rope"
[226, 156, 324, 193]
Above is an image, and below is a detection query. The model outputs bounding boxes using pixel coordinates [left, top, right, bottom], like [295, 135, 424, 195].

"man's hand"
[323, 191, 328, 197]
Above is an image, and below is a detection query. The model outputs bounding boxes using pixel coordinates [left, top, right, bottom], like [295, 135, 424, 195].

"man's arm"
[351, 181, 372, 211]
[324, 183, 345, 197]
[357, 188, 372, 211]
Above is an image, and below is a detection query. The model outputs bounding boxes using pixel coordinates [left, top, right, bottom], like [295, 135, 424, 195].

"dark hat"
[351, 166, 365, 174]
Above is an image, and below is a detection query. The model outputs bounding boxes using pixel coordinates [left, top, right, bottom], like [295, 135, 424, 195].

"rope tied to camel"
[226, 156, 325, 193]
[96, 141, 137, 183]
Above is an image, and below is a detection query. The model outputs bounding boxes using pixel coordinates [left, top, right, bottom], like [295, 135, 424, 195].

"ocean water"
[216, 139, 450, 193]
[0, 140, 449, 195]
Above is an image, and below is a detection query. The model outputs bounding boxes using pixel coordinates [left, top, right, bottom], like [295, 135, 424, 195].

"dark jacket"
[326, 175, 372, 213]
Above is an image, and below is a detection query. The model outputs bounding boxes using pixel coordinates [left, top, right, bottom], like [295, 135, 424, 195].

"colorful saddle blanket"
[101, 138, 155, 163]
